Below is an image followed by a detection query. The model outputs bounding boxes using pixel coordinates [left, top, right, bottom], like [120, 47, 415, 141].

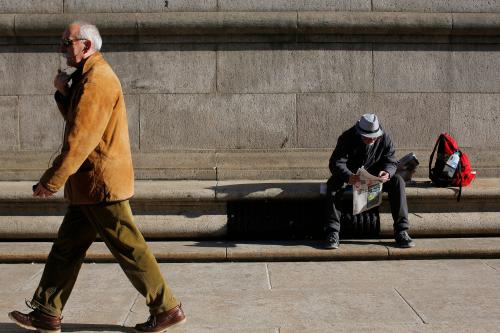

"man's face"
[59, 25, 87, 67]
[361, 136, 379, 145]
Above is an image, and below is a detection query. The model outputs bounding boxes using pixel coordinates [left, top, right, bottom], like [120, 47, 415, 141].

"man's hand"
[54, 70, 70, 96]
[348, 174, 361, 185]
[33, 183, 55, 198]
[378, 170, 390, 182]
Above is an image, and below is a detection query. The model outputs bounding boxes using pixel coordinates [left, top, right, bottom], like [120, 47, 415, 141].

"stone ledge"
[2, 211, 499, 239]
[0, 214, 228, 239]
[3, 12, 500, 37]
[0, 178, 498, 202]
[1, 149, 498, 181]
[1, 237, 499, 262]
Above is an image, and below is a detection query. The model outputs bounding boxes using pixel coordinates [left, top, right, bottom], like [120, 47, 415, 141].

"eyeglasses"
[60, 38, 87, 47]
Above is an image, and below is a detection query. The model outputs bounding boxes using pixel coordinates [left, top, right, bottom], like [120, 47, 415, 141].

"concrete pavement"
[1, 259, 500, 332]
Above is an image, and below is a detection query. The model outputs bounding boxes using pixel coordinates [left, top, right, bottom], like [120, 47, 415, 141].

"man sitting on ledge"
[324, 113, 415, 249]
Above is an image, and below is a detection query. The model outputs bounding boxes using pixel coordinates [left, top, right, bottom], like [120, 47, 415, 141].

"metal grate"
[227, 199, 379, 240]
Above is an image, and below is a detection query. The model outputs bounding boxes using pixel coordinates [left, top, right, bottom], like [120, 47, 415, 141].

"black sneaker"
[325, 230, 339, 249]
[395, 231, 415, 248]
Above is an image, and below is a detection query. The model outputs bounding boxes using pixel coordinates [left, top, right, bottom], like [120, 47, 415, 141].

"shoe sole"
[134, 317, 187, 333]
[325, 243, 339, 250]
[8, 313, 61, 333]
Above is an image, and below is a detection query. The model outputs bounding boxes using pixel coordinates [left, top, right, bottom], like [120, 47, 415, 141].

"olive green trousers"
[31, 200, 179, 317]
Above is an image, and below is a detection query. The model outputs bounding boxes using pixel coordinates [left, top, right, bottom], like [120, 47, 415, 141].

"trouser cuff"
[394, 222, 409, 233]
[149, 299, 180, 315]
[30, 299, 61, 317]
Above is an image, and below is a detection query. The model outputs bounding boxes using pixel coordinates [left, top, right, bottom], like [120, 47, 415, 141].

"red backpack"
[429, 133, 476, 200]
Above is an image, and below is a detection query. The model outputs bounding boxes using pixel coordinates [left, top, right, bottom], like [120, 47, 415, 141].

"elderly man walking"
[324, 113, 415, 249]
[8, 22, 186, 333]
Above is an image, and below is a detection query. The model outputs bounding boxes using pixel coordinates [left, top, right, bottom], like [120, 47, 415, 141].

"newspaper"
[352, 167, 384, 215]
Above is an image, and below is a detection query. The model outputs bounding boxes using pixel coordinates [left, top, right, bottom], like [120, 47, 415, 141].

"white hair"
[74, 22, 102, 51]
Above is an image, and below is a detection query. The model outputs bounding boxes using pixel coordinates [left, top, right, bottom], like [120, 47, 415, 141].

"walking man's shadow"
[0, 322, 134, 332]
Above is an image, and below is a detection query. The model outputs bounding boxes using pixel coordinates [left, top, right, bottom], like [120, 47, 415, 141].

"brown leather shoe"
[134, 304, 186, 333]
[8, 308, 61, 333]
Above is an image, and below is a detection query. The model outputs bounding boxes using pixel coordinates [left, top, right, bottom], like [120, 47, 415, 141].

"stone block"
[0, 152, 52, 176]
[65, 0, 217, 13]
[149, 241, 227, 261]
[298, 12, 451, 35]
[369, 93, 449, 148]
[123, 94, 139, 151]
[0, 96, 19, 151]
[215, 149, 331, 180]
[0, 46, 60, 95]
[218, 43, 372, 93]
[15, 14, 77, 36]
[380, 212, 500, 237]
[215, 180, 322, 201]
[397, 285, 500, 324]
[0, 96, 18, 151]
[0, 15, 14, 37]
[388, 237, 500, 260]
[487, 260, 500, 270]
[453, 13, 500, 36]
[160, 262, 270, 294]
[268, 259, 500, 291]
[373, 0, 500, 13]
[133, 179, 217, 201]
[139, 94, 296, 150]
[15, 13, 137, 36]
[132, 151, 217, 180]
[227, 240, 388, 261]
[19, 95, 64, 151]
[450, 94, 500, 148]
[218, 0, 371, 11]
[297, 93, 449, 148]
[451, 44, 500, 92]
[137, 214, 227, 238]
[373, 43, 452, 92]
[297, 93, 369, 148]
[103, 45, 215, 94]
[0, 264, 42, 291]
[137, 12, 296, 36]
[0, 0, 62, 14]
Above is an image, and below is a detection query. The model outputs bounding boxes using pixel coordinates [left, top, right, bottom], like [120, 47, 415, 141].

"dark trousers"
[325, 174, 409, 235]
[31, 200, 179, 317]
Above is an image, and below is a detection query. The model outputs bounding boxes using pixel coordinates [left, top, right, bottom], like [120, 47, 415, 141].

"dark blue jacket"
[328, 126, 398, 189]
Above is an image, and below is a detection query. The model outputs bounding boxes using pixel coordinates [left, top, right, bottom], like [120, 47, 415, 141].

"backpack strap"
[456, 151, 463, 202]
[429, 135, 442, 180]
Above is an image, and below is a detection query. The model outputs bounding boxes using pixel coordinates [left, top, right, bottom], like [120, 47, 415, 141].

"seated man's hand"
[378, 170, 390, 182]
[348, 174, 361, 185]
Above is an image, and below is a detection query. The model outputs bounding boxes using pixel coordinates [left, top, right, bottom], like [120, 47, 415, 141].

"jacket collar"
[82, 52, 103, 75]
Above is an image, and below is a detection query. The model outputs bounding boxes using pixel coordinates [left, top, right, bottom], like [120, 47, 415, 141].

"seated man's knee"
[384, 173, 405, 192]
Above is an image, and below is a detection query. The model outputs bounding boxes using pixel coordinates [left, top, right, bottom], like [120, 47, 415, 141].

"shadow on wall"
[3, 40, 492, 54]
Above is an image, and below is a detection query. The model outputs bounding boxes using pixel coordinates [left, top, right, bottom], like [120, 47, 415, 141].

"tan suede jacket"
[40, 52, 134, 204]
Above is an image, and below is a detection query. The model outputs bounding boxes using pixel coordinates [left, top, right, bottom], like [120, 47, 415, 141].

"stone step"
[1, 237, 499, 263]
[0, 179, 497, 239]
[0, 178, 499, 208]
[0, 212, 498, 239]
[0, 214, 227, 239]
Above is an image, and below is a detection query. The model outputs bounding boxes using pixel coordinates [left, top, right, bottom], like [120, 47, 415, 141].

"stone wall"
[1, 1, 500, 180]
[4, 1, 500, 13]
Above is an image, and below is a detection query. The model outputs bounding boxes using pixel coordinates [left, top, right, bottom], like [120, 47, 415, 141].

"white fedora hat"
[355, 113, 383, 138]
